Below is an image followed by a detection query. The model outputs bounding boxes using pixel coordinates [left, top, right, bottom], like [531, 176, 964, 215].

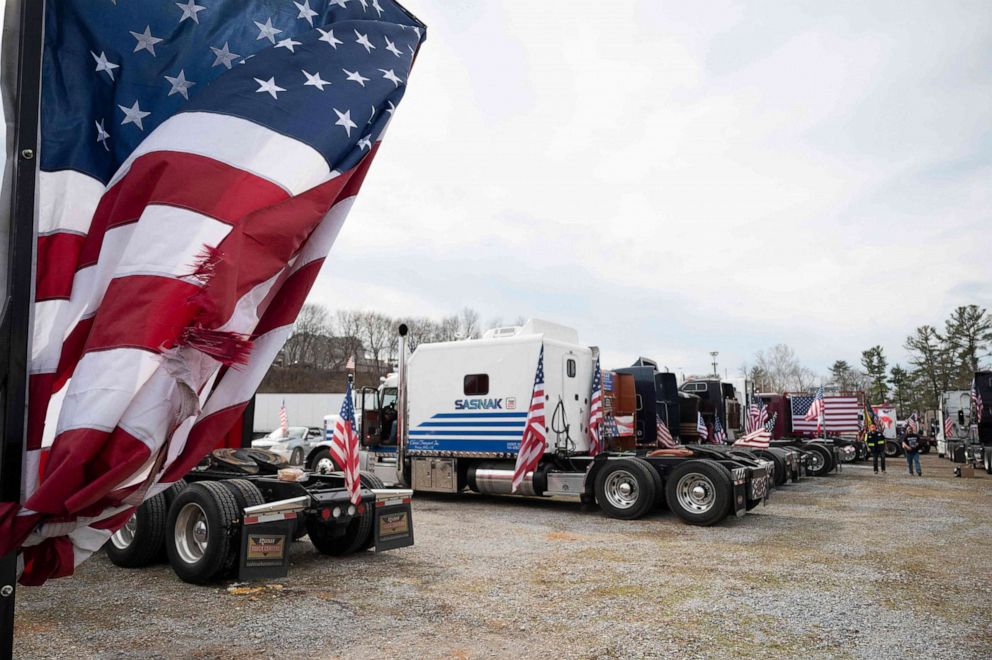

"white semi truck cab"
[310, 320, 775, 526]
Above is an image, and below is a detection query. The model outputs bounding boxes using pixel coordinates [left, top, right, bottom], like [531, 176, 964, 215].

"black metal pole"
[0, 1, 45, 658]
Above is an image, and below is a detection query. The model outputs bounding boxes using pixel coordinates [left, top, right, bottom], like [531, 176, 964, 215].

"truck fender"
[305, 441, 335, 468]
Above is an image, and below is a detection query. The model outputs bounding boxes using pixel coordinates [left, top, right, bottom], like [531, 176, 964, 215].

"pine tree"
[943, 305, 992, 385]
[861, 346, 889, 403]
[888, 364, 912, 413]
[829, 360, 854, 390]
[904, 325, 953, 409]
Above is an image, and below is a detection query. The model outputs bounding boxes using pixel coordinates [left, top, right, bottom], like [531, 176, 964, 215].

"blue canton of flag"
[44, 0, 425, 183]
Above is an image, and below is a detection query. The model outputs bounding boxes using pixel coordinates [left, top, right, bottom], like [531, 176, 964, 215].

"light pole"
[709, 351, 719, 377]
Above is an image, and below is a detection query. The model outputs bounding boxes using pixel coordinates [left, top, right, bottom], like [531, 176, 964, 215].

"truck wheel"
[309, 449, 336, 475]
[755, 451, 787, 487]
[166, 482, 241, 584]
[291, 448, 305, 465]
[358, 473, 387, 549]
[641, 459, 666, 509]
[805, 444, 833, 477]
[221, 479, 265, 509]
[884, 440, 900, 458]
[106, 492, 168, 568]
[593, 458, 657, 520]
[306, 505, 374, 556]
[163, 479, 188, 508]
[920, 444, 930, 455]
[665, 459, 731, 526]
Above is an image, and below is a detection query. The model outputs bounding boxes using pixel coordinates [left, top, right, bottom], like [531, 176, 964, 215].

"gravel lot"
[14, 453, 992, 659]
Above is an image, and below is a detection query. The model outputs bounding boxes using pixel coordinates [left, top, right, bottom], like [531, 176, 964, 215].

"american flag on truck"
[789, 391, 863, 434]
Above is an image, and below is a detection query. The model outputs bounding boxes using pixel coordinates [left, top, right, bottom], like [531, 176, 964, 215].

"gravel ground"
[14, 453, 992, 659]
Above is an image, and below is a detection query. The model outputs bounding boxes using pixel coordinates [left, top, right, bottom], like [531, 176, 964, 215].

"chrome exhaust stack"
[396, 323, 409, 487]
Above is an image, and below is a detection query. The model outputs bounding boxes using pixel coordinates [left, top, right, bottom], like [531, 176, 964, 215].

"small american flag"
[944, 413, 954, 438]
[696, 412, 708, 442]
[330, 379, 361, 505]
[804, 386, 825, 423]
[512, 346, 547, 493]
[907, 412, 920, 434]
[764, 411, 778, 434]
[588, 357, 603, 456]
[734, 426, 771, 448]
[972, 378, 984, 422]
[746, 401, 760, 434]
[656, 413, 677, 448]
[280, 398, 289, 437]
[713, 414, 727, 444]
[346, 354, 356, 370]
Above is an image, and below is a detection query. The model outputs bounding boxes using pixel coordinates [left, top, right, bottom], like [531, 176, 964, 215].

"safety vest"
[866, 431, 886, 448]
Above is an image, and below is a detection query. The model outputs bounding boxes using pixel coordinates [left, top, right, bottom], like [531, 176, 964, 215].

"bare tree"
[753, 344, 817, 392]
[459, 307, 481, 339]
[359, 311, 394, 375]
[283, 303, 330, 366]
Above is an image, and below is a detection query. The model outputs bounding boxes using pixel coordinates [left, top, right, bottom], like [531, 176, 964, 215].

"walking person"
[866, 425, 886, 474]
[903, 426, 923, 476]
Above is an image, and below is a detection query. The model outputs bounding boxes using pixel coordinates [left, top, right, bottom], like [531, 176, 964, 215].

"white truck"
[306, 320, 772, 526]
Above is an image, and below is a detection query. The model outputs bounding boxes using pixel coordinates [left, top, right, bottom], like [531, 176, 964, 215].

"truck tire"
[641, 459, 666, 509]
[221, 479, 265, 509]
[358, 473, 387, 549]
[163, 479, 188, 508]
[309, 448, 336, 475]
[665, 459, 731, 526]
[166, 481, 241, 584]
[306, 506, 373, 557]
[291, 447, 305, 465]
[984, 449, 992, 475]
[805, 444, 833, 477]
[106, 492, 168, 568]
[593, 458, 657, 520]
[755, 450, 787, 487]
[884, 440, 900, 458]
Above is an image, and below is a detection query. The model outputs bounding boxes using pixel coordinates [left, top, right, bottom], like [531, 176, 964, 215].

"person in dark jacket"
[866, 425, 886, 474]
[902, 428, 922, 476]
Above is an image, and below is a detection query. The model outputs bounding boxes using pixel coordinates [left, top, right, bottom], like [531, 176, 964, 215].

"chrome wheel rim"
[603, 470, 640, 510]
[808, 452, 824, 472]
[175, 502, 209, 564]
[291, 448, 304, 465]
[111, 514, 137, 550]
[314, 457, 335, 475]
[676, 473, 716, 513]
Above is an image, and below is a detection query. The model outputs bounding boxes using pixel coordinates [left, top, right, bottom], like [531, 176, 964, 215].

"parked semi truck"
[939, 374, 991, 472]
[307, 320, 771, 526]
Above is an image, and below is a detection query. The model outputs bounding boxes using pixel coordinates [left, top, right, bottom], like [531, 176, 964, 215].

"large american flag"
[943, 412, 954, 438]
[791, 391, 861, 434]
[512, 346, 547, 493]
[587, 357, 603, 456]
[330, 379, 361, 505]
[0, 1, 425, 585]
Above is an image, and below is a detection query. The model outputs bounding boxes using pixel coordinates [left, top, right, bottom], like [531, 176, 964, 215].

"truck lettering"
[454, 398, 503, 410]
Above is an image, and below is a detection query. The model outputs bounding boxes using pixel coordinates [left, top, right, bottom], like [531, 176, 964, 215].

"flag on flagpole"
[943, 413, 954, 438]
[588, 357, 603, 456]
[279, 398, 289, 437]
[972, 378, 984, 422]
[330, 379, 361, 505]
[346, 354, 356, 371]
[512, 346, 547, 493]
[804, 386, 825, 423]
[713, 414, 727, 444]
[656, 413, 677, 448]
[0, 1, 426, 585]
[696, 412, 708, 442]
[764, 412, 778, 434]
[734, 427, 770, 448]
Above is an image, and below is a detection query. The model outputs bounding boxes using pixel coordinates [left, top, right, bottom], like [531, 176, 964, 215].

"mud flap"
[374, 499, 414, 551]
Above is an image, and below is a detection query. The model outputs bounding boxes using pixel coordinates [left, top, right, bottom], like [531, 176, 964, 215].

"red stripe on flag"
[37, 233, 86, 301]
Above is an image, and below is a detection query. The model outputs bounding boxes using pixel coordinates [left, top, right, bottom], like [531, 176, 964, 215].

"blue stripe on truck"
[407, 438, 522, 453]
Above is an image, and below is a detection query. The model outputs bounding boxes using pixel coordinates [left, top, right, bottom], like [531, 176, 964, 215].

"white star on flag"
[302, 70, 331, 91]
[333, 108, 357, 136]
[343, 69, 369, 86]
[91, 51, 120, 80]
[94, 119, 110, 150]
[357, 134, 372, 151]
[354, 30, 376, 53]
[118, 100, 150, 130]
[372, 0, 384, 17]
[175, 0, 206, 24]
[384, 37, 402, 57]
[254, 17, 282, 44]
[330, 0, 349, 8]
[276, 38, 302, 53]
[317, 28, 343, 49]
[164, 70, 195, 99]
[130, 26, 163, 56]
[254, 77, 286, 99]
[379, 68, 402, 87]
[210, 42, 239, 69]
[294, 0, 318, 26]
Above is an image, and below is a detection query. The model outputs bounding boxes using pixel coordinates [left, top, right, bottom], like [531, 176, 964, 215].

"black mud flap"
[238, 512, 294, 580]
[374, 500, 414, 552]
[732, 480, 747, 517]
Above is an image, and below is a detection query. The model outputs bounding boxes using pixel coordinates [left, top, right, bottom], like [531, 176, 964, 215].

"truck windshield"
[381, 388, 397, 410]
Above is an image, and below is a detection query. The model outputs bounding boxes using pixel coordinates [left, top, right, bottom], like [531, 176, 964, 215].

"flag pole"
[0, 1, 45, 657]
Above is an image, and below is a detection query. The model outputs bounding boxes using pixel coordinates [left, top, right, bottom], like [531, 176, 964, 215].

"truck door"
[562, 352, 582, 444]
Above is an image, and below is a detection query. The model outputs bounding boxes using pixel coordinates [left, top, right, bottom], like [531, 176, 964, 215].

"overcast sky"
[6, 2, 990, 379]
[306, 0, 991, 378]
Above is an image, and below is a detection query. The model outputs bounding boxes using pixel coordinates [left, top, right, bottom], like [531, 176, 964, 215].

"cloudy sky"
[4, 2, 989, 378]
[306, 0, 992, 378]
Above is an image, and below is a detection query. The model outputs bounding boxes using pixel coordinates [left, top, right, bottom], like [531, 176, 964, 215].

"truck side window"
[464, 374, 489, 395]
[566, 359, 576, 378]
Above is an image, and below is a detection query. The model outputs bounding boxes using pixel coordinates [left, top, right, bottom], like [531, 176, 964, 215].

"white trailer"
[253, 393, 345, 434]
[305, 320, 773, 526]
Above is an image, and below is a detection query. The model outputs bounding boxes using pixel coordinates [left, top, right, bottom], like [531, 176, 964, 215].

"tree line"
[744, 305, 991, 414]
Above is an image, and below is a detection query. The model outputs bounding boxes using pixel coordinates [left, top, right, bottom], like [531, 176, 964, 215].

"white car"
[251, 426, 323, 465]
